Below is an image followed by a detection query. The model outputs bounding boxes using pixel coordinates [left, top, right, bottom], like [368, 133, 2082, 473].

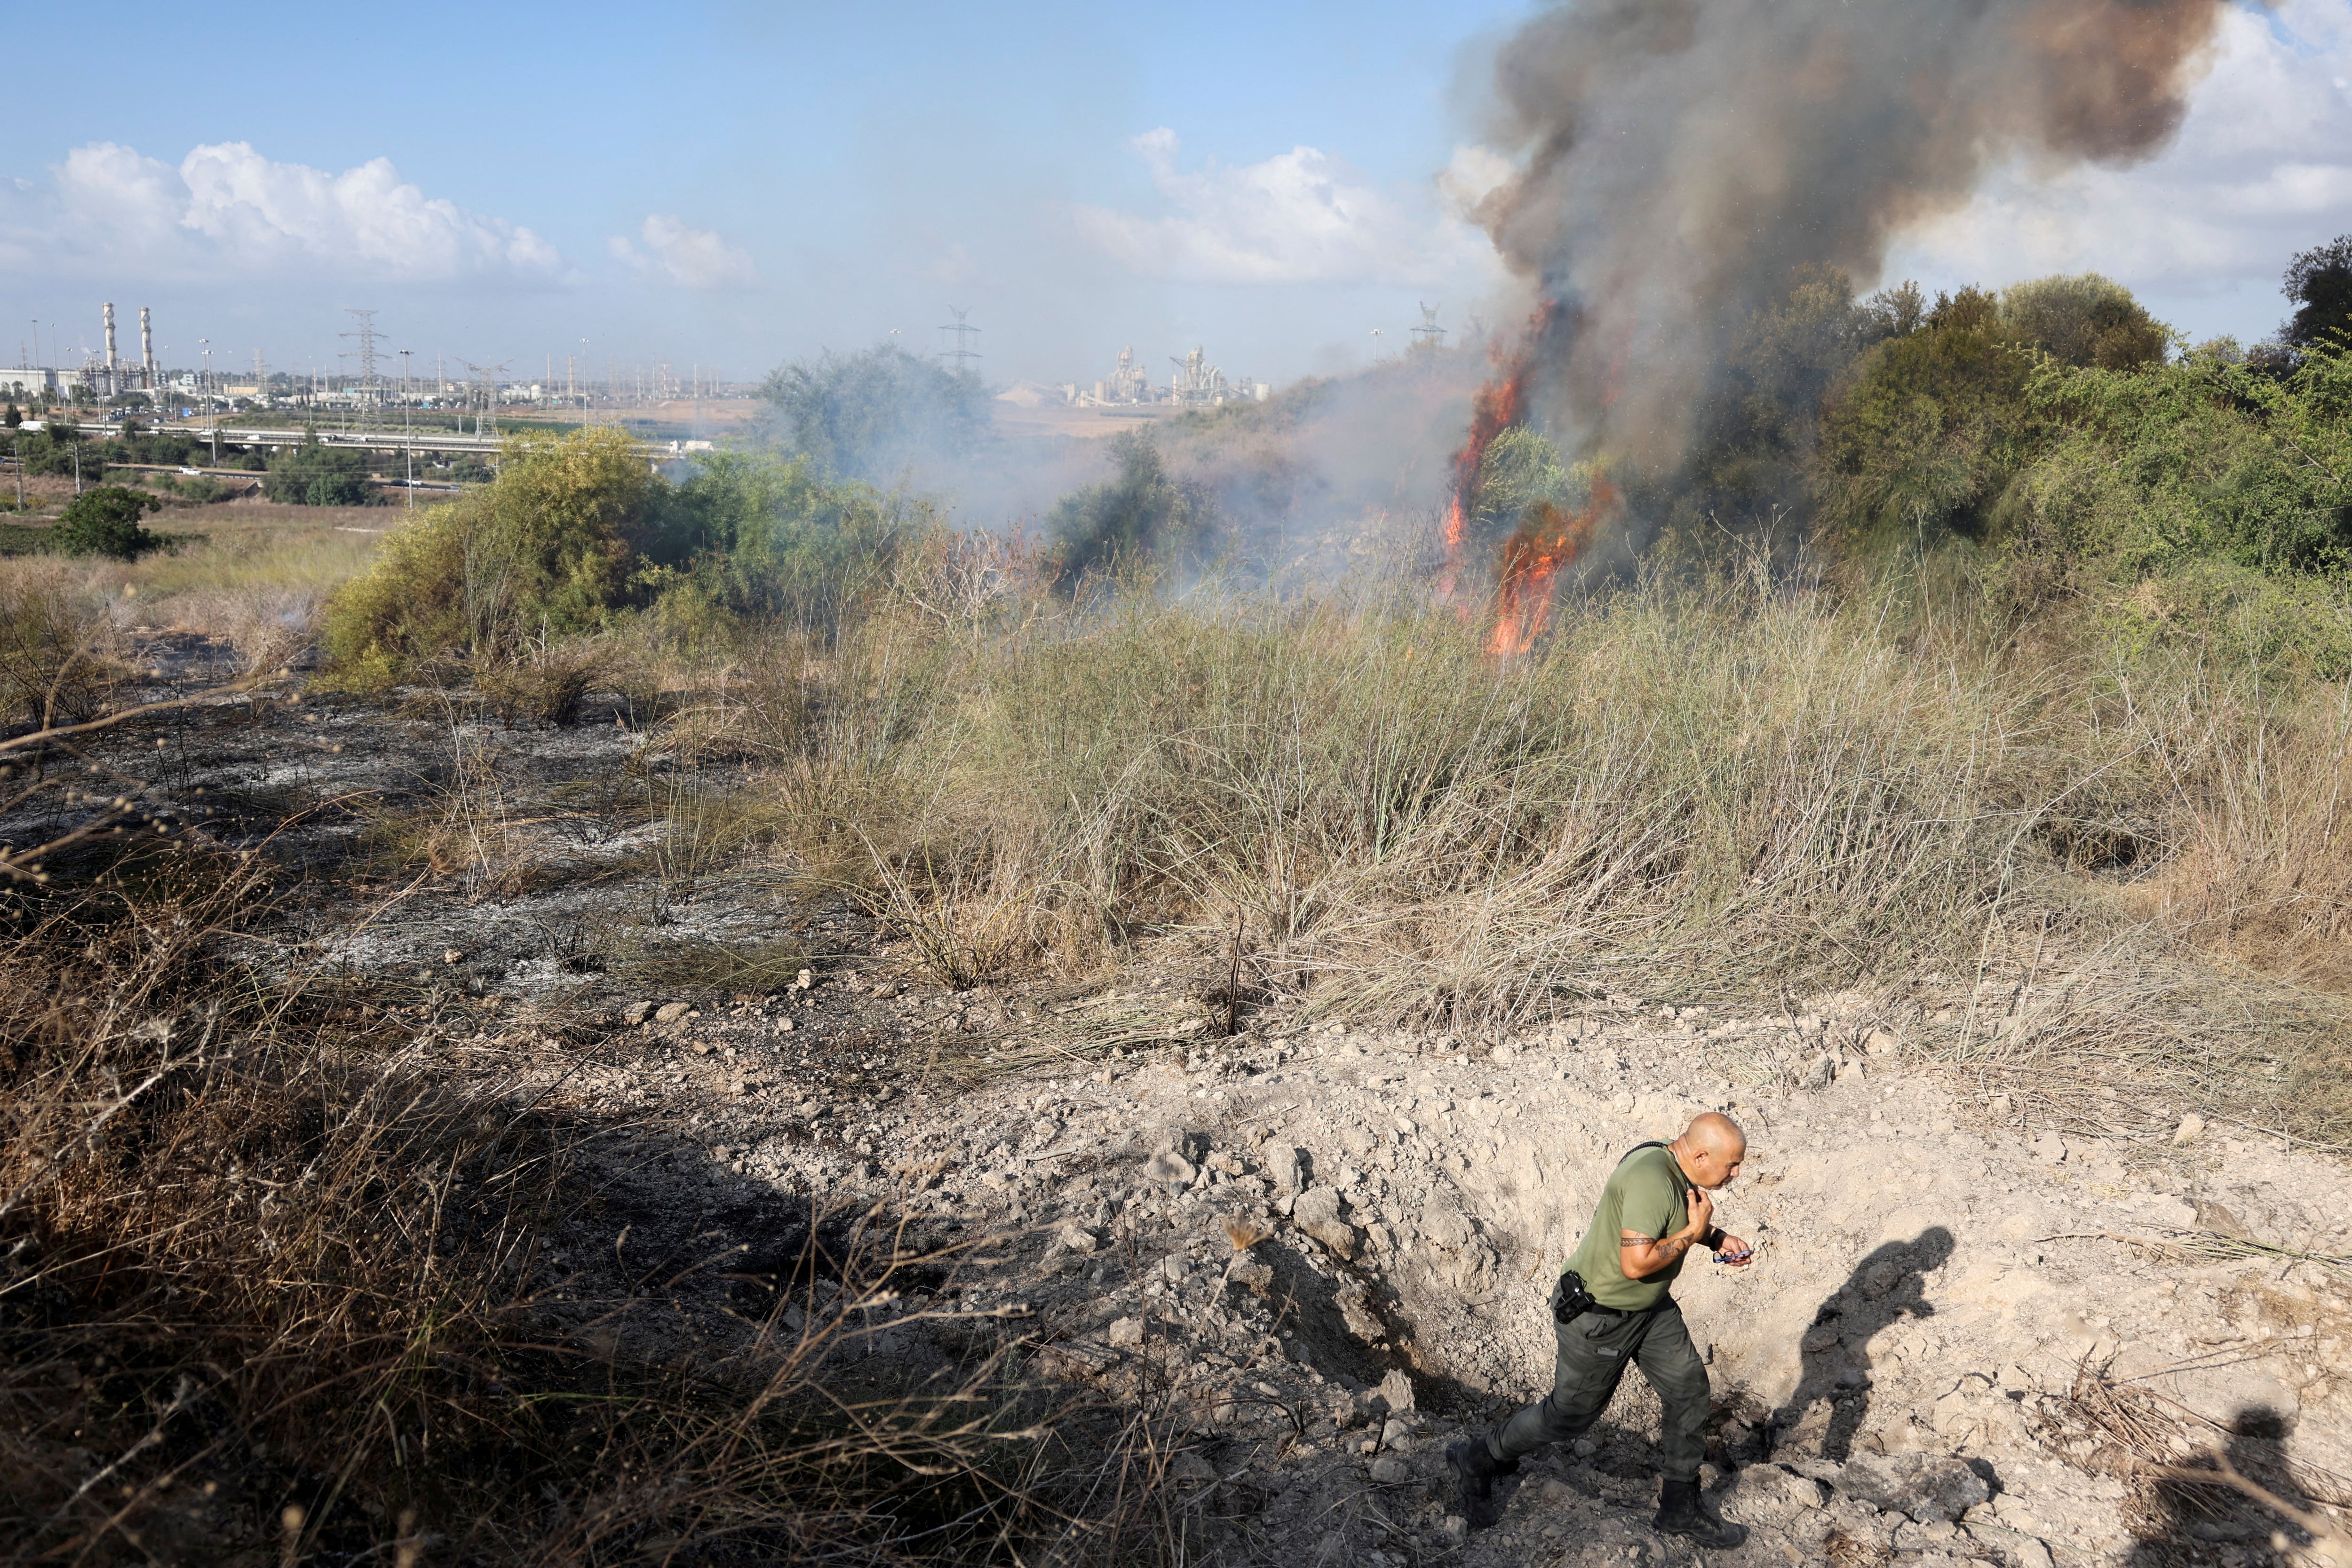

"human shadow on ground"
[1769, 1226, 1955, 1462]
[2124, 1404, 2312, 1566]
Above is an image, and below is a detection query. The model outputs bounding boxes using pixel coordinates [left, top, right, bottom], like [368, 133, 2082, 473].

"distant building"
[1073, 344, 1267, 412]
[0, 367, 60, 398]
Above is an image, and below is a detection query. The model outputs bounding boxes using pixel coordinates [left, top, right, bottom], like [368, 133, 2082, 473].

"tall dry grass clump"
[712, 574, 2126, 1016]
[2119, 670, 2352, 990]
[0, 562, 120, 729]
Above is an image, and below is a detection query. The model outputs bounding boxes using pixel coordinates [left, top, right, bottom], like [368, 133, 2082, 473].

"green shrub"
[323, 426, 661, 682]
[658, 451, 934, 640]
[48, 486, 166, 560]
[2002, 341, 2352, 577]
[1046, 430, 1217, 580]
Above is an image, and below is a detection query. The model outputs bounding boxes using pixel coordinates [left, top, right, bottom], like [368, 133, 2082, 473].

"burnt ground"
[9, 635, 2352, 1568]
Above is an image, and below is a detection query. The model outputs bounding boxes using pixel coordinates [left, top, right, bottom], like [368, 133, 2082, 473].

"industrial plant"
[1069, 343, 1270, 412]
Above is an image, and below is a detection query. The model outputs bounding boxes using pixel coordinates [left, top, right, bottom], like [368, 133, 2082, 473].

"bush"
[1813, 274, 2178, 552]
[264, 432, 378, 506]
[475, 637, 609, 727]
[48, 485, 166, 559]
[1046, 431, 1218, 580]
[759, 342, 989, 483]
[323, 426, 662, 682]
[659, 452, 938, 639]
[2001, 341, 2352, 578]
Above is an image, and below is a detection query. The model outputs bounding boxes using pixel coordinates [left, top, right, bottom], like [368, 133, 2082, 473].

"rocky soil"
[13, 641, 2351, 1568]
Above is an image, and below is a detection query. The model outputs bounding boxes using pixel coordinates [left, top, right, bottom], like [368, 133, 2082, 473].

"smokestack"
[139, 307, 155, 391]
[103, 303, 118, 396]
[1470, 0, 2229, 469]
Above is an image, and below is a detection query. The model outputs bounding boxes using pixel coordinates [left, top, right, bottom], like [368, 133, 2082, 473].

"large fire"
[1487, 477, 1616, 657]
[1438, 301, 1606, 654]
[1437, 302, 1557, 604]
[1438, 364, 1530, 601]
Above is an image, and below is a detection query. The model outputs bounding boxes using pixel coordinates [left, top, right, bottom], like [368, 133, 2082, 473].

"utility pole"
[398, 348, 415, 508]
[1413, 302, 1447, 355]
[938, 306, 982, 370]
[340, 308, 383, 434]
[199, 339, 216, 465]
[457, 358, 508, 440]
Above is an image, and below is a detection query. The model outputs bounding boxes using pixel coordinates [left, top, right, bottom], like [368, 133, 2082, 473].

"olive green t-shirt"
[1564, 1144, 1693, 1311]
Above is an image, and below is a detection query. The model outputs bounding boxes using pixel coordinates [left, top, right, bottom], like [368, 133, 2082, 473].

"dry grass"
[0, 855, 1186, 1566]
[0, 563, 119, 728]
[638, 558, 2352, 1143]
[475, 638, 610, 729]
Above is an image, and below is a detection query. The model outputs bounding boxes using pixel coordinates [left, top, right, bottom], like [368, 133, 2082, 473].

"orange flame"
[1486, 477, 1617, 657]
[1437, 304, 1554, 601]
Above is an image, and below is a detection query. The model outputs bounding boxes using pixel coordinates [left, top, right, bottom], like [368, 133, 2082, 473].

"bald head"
[1673, 1112, 1747, 1189]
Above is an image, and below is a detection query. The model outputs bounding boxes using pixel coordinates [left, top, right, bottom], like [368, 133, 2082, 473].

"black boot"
[1653, 1477, 1744, 1547]
[1443, 1432, 1518, 1531]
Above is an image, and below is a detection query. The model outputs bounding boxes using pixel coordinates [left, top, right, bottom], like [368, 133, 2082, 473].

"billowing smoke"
[1449, 0, 2230, 606]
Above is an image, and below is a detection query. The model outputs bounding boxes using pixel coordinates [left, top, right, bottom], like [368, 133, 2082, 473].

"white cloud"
[607, 214, 757, 290]
[0, 140, 563, 284]
[1886, 0, 2352, 338]
[1074, 128, 1504, 288]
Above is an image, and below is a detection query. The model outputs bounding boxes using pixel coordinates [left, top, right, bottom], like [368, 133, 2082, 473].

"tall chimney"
[139, 307, 155, 391]
[103, 303, 118, 396]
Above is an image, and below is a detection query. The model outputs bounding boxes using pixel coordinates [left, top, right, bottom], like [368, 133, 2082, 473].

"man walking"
[1447, 1112, 1753, 1547]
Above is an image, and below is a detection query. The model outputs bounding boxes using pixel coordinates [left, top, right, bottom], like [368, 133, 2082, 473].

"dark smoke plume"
[1470, 0, 2229, 467]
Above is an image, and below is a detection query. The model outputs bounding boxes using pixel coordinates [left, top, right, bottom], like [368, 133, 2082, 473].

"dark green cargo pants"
[1484, 1294, 1711, 1482]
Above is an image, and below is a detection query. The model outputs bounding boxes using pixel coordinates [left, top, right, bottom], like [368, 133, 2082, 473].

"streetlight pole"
[199, 340, 216, 466]
[398, 348, 414, 508]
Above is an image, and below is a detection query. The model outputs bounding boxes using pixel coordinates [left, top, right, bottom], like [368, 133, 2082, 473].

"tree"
[3, 404, 18, 429]
[49, 486, 164, 559]
[264, 431, 377, 506]
[758, 344, 989, 484]
[1814, 287, 2041, 545]
[1999, 274, 2168, 369]
[1046, 431, 1216, 579]
[2282, 234, 2352, 353]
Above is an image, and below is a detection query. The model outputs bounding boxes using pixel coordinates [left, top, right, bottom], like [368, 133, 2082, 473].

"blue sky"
[4, 0, 2349, 388]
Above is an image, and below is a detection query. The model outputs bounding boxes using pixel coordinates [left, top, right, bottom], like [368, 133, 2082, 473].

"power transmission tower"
[340, 308, 383, 431]
[1412, 302, 1447, 354]
[457, 358, 509, 438]
[938, 307, 981, 371]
